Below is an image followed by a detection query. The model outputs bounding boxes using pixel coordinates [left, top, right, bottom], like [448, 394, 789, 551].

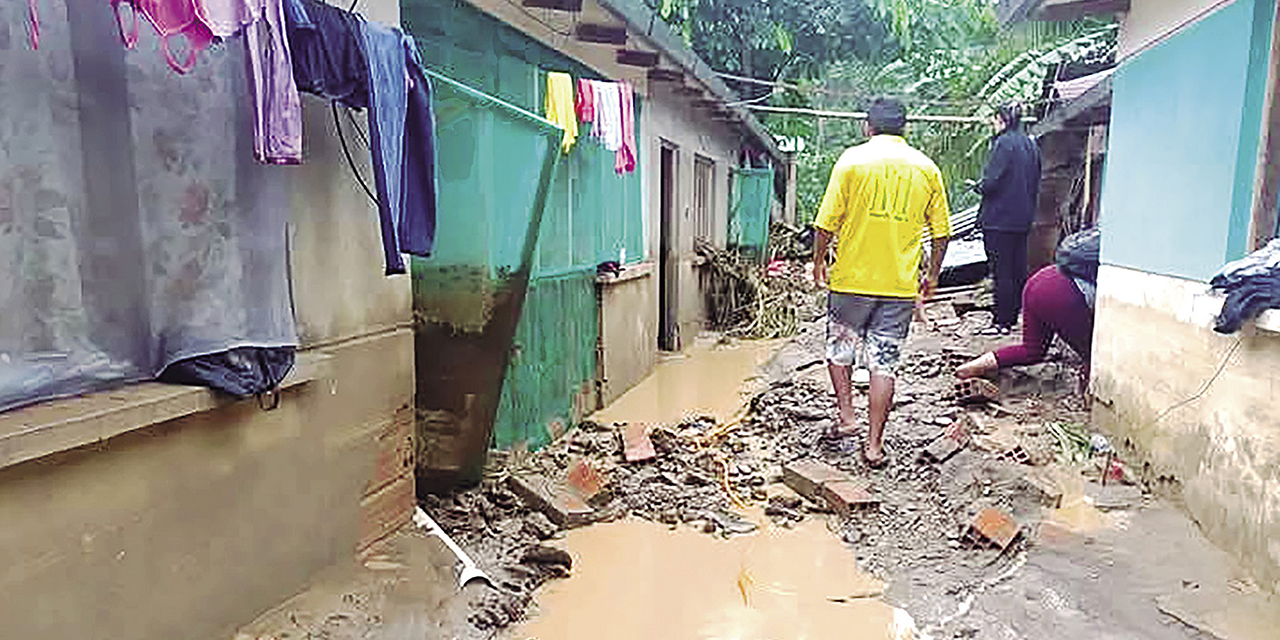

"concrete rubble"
[411, 304, 1163, 637]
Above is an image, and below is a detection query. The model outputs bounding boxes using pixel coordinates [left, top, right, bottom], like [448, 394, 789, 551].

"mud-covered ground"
[235, 303, 1274, 640]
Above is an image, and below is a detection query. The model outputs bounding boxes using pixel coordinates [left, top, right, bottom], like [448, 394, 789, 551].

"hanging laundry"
[544, 72, 578, 153]
[363, 21, 409, 274]
[398, 36, 439, 260]
[361, 21, 440, 270]
[286, 0, 369, 107]
[1211, 238, 1280, 334]
[285, 0, 437, 275]
[26, 0, 39, 49]
[576, 77, 594, 124]
[616, 81, 636, 174]
[110, 0, 217, 73]
[215, 0, 304, 164]
[592, 80, 623, 152]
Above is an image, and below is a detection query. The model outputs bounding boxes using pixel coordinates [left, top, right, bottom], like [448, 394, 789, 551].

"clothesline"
[743, 104, 1037, 124]
[27, 0, 440, 278]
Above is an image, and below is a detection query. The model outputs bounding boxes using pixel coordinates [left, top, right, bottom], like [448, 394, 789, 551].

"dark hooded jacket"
[976, 123, 1042, 233]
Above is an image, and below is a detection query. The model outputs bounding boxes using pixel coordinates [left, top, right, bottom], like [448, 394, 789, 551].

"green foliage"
[646, 0, 1116, 223]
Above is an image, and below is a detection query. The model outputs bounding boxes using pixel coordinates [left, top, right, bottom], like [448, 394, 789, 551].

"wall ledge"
[597, 261, 655, 285]
[1188, 292, 1280, 333]
[1099, 265, 1280, 333]
[0, 352, 332, 471]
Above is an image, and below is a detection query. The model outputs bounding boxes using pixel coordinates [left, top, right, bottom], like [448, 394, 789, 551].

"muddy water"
[513, 517, 916, 640]
[592, 340, 783, 427]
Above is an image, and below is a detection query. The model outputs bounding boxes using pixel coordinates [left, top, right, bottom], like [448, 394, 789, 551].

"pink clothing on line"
[576, 78, 594, 123]
[115, 0, 217, 73]
[615, 81, 636, 174]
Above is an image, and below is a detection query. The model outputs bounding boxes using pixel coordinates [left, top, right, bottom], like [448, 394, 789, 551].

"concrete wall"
[0, 0, 418, 637]
[642, 82, 747, 349]
[1091, 265, 1280, 591]
[1100, 0, 1274, 280]
[598, 267, 660, 405]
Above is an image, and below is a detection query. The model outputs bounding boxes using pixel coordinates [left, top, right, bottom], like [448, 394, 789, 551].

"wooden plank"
[364, 407, 415, 496]
[358, 473, 414, 552]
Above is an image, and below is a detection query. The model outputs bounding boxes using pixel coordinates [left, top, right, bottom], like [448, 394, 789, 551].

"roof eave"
[998, 0, 1130, 25]
[595, 0, 786, 165]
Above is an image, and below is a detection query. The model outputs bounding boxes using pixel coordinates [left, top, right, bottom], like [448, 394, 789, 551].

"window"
[693, 156, 715, 245]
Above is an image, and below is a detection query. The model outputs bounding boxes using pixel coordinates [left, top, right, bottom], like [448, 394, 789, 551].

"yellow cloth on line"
[545, 72, 578, 153]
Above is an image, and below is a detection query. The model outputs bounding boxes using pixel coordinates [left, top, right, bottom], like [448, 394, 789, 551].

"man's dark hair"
[867, 97, 907, 136]
[996, 101, 1023, 131]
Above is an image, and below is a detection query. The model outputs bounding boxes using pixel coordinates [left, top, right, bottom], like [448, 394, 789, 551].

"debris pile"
[696, 240, 823, 339]
[422, 295, 1140, 635]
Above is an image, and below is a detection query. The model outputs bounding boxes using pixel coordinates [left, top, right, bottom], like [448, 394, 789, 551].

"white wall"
[1119, 0, 1237, 58]
[642, 82, 747, 346]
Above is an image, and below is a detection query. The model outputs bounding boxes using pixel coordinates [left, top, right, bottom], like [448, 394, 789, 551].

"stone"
[922, 434, 963, 464]
[782, 458, 850, 504]
[507, 474, 595, 528]
[621, 423, 657, 462]
[786, 405, 830, 421]
[820, 479, 879, 517]
[521, 544, 572, 578]
[964, 508, 1020, 550]
[1020, 469, 1065, 508]
[1087, 482, 1143, 511]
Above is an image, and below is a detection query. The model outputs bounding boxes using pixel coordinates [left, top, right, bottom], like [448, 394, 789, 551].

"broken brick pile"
[419, 309, 1131, 636]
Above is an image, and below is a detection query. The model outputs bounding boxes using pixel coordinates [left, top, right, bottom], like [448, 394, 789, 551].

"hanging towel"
[576, 77, 595, 123]
[545, 72, 578, 153]
[616, 81, 636, 174]
[593, 81, 623, 152]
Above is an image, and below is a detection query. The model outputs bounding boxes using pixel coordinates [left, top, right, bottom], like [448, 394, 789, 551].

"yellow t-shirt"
[814, 135, 951, 298]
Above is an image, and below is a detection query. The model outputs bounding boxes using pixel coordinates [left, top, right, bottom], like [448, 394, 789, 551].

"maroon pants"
[994, 266, 1094, 369]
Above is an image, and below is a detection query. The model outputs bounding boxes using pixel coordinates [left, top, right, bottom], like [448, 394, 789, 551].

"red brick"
[782, 458, 849, 504]
[966, 508, 1020, 550]
[507, 474, 595, 528]
[622, 423, 657, 463]
[566, 459, 605, 500]
[954, 378, 1000, 404]
[819, 479, 879, 517]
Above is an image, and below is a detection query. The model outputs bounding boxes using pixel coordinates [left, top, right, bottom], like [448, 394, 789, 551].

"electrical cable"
[1152, 336, 1244, 425]
[331, 101, 379, 205]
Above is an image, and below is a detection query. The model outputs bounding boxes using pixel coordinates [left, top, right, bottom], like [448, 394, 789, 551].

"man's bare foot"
[862, 445, 887, 468]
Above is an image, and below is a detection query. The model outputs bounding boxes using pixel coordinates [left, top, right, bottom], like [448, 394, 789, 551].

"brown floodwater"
[591, 340, 783, 427]
[511, 516, 918, 640]
[516, 340, 921, 639]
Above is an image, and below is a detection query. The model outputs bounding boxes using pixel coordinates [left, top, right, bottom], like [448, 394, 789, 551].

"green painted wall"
[1100, 0, 1275, 281]
[404, 0, 644, 449]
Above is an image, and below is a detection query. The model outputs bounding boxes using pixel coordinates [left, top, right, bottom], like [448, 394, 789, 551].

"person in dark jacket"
[974, 101, 1042, 334]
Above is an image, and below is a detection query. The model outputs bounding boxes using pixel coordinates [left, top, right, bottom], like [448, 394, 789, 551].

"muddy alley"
[234, 309, 1280, 640]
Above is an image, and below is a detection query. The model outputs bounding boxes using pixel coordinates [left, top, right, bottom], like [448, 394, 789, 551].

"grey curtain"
[0, 0, 296, 412]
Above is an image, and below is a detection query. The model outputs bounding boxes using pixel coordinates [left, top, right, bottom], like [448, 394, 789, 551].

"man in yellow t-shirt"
[812, 97, 951, 468]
